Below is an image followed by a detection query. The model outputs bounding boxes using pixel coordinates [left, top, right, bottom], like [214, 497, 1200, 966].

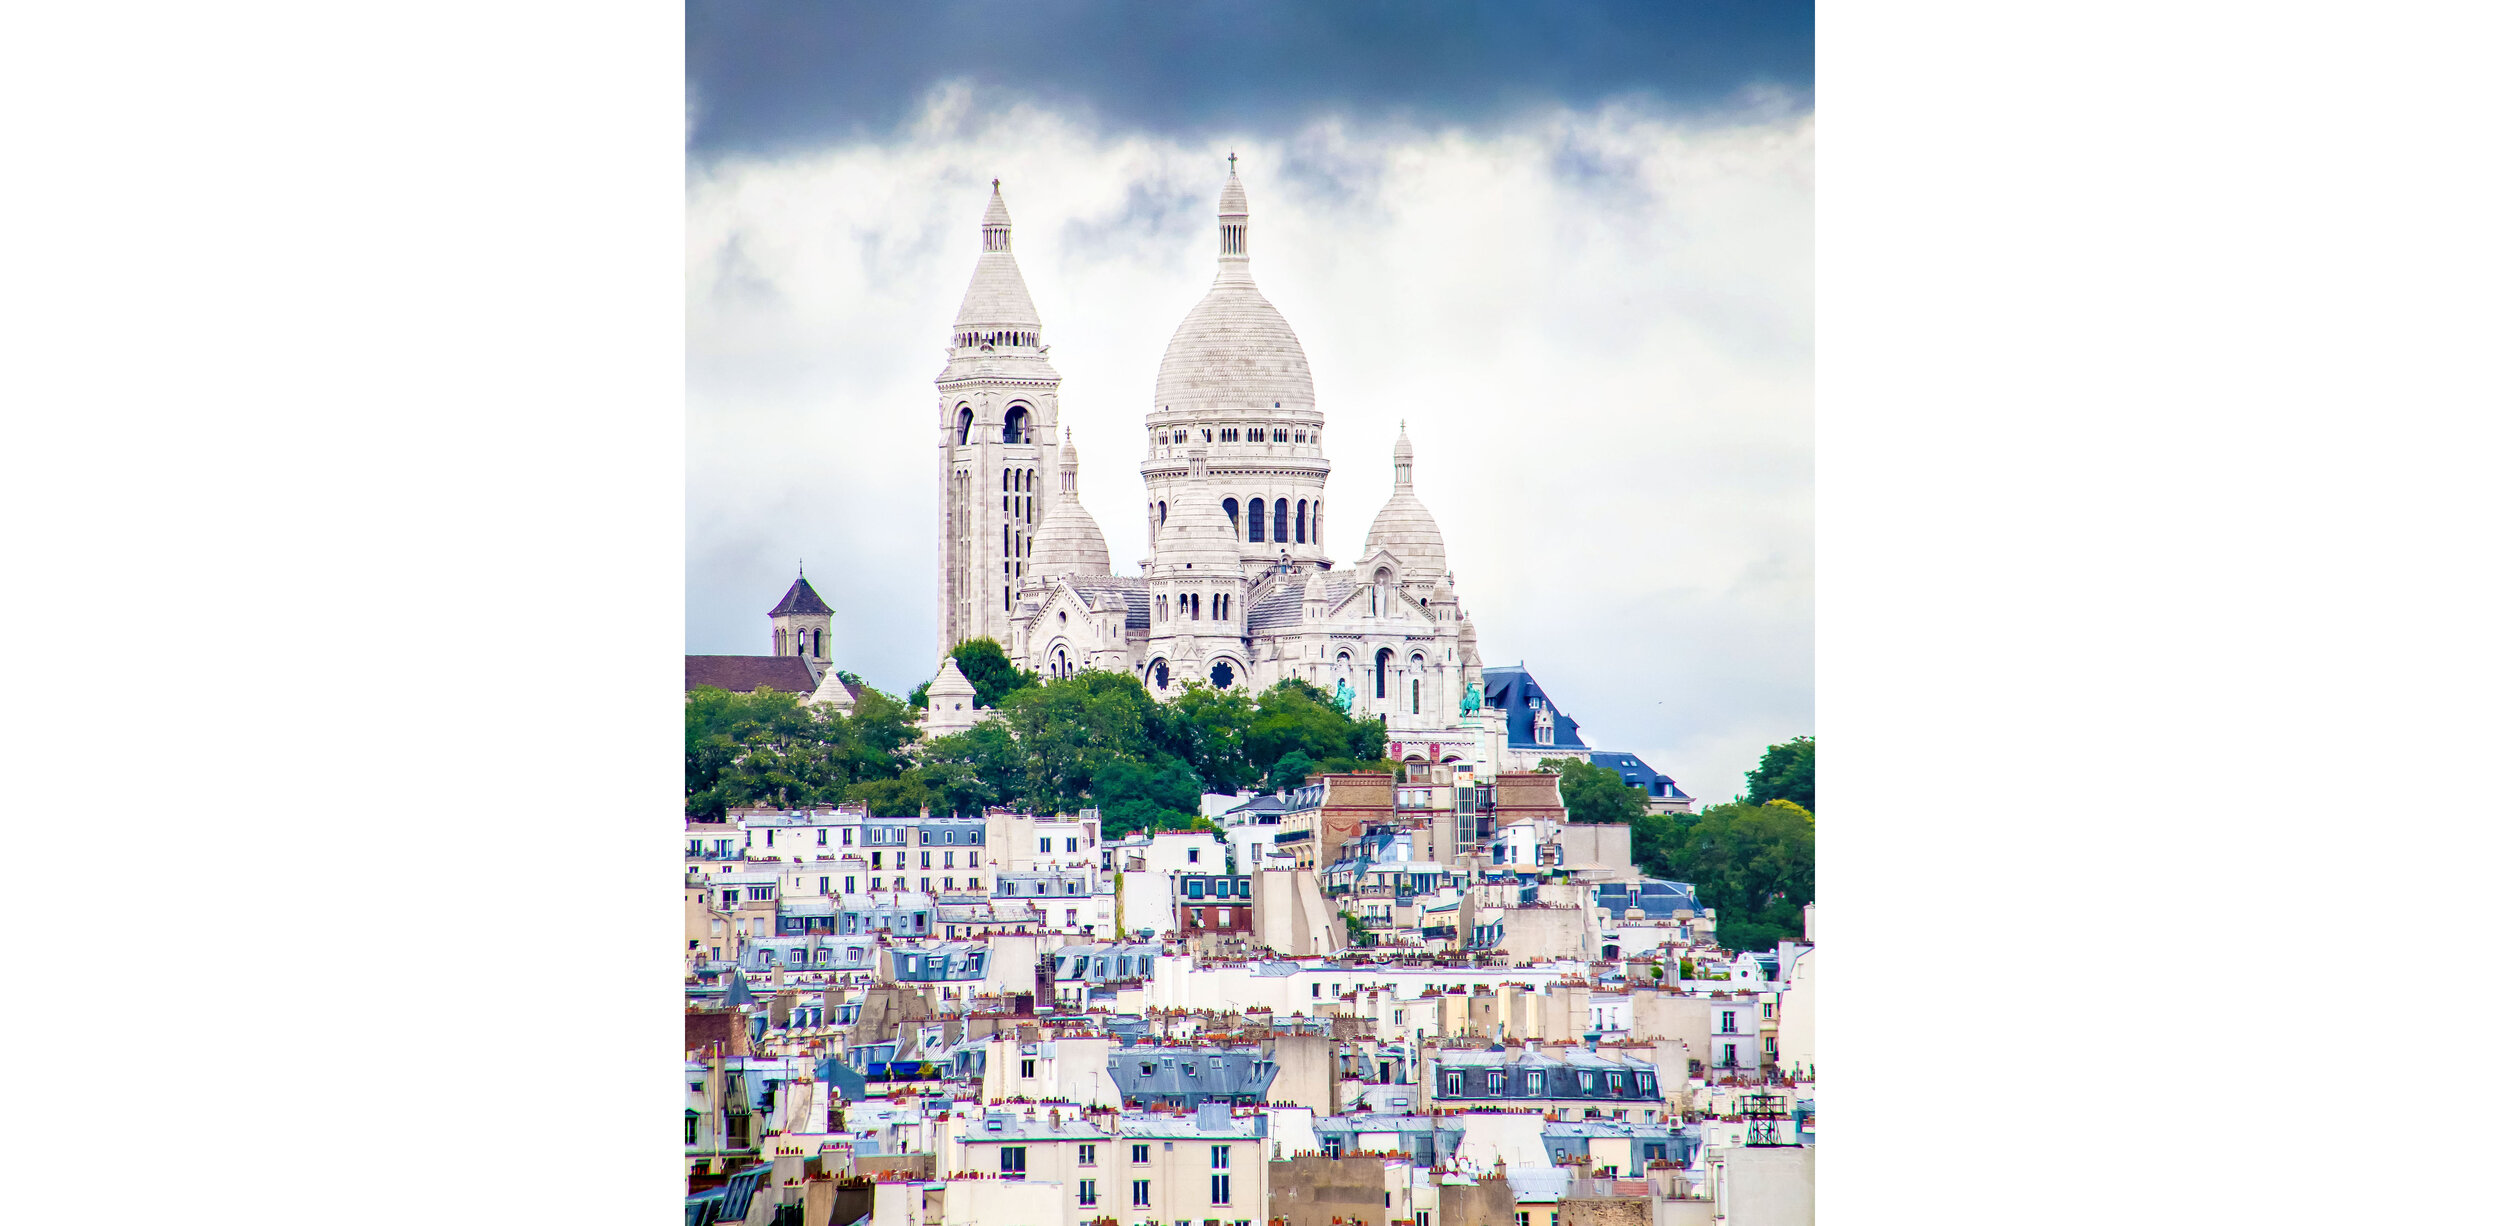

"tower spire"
[1216, 157, 1250, 274]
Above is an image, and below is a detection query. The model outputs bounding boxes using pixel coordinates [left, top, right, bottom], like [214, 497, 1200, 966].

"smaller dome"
[1154, 450, 1245, 573]
[1364, 424, 1448, 582]
[1031, 435, 1111, 580]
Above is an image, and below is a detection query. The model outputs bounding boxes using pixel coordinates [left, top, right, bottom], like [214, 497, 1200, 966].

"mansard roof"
[1481, 665, 1589, 751]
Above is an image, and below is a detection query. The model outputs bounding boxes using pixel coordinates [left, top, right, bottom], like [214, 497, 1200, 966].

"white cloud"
[687, 87, 1813, 804]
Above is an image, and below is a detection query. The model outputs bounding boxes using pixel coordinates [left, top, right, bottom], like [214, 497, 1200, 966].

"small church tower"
[769, 570, 833, 664]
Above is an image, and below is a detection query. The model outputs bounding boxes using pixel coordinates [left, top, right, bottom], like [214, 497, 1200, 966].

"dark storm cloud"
[686, 0, 1814, 156]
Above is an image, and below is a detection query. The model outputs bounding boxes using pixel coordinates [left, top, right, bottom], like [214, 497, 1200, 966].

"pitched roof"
[686, 655, 820, 694]
[769, 576, 832, 617]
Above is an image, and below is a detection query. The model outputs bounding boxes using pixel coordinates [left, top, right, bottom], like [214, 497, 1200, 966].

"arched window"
[1295, 500, 1307, 544]
[1375, 647, 1393, 700]
[1222, 497, 1240, 537]
[1002, 405, 1029, 444]
[1273, 499, 1288, 543]
[1248, 497, 1265, 542]
[956, 406, 974, 444]
[1412, 678, 1421, 715]
[1152, 660, 1169, 689]
[1210, 661, 1235, 690]
[1158, 501, 1167, 525]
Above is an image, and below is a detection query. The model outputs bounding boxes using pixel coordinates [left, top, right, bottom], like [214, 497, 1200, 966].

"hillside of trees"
[688, 638, 1393, 835]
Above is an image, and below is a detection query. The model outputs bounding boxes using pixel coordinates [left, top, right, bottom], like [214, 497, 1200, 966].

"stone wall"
[1268, 1155, 1389, 1226]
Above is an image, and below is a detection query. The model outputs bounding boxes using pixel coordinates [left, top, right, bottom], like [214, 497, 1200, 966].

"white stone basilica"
[933, 164, 1505, 767]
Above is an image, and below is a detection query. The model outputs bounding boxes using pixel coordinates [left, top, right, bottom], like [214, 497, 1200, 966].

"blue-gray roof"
[1585, 751, 1689, 800]
[1481, 666, 1588, 751]
[1107, 1046, 1277, 1103]
[1592, 880, 1702, 921]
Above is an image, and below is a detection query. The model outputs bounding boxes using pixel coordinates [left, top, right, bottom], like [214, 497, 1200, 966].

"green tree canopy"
[683, 682, 919, 818]
[1742, 735, 1814, 811]
[1632, 796, 1815, 951]
[1539, 756, 1648, 824]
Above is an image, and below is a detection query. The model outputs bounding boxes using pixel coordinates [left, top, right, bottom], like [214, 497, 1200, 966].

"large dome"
[1363, 425, 1448, 581]
[1151, 168, 1315, 415]
[1152, 281, 1315, 414]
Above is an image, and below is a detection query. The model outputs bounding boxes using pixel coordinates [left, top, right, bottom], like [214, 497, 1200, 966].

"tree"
[1742, 735, 1814, 812]
[1092, 754, 1205, 838]
[683, 681, 920, 818]
[950, 637, 1038, 709]
[1266, 749, 1315, 791]
[1538, 757, 1647, 824]
[1631, 798, 1815, 951]
[846, 775, 929, 817]
[913, 723, 1021, 815]
[1157, 682, 1260, 794]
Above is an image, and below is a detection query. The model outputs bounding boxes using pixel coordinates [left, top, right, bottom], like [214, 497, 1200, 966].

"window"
[817, 829, 828, 845]
[1132, 1180, 1151, 1207]
[1211, 1174, 1231, 1205]
[1022, 1059, 1035, 1077]
[1443, 1071, 1462, 1095]
[870, 877, 882, 891]
[1188, 848, 1200, 864]
[843, 828, 854, 846]
[1040, 837, 1052, 854]
[686, 1113, 699, 1145]
[845, 876, 856, 893]
[1078, 1180, 1097, 1206]
[1216, 907, 1230, 925]
[1132, 1144, 1150, 1164]
[1579, 1072, 1595, 1092]
[921, 851, 932, 869]
[1211, 1145, 1230, 1169]
[1489, 1072, 1505, 1094]
[1079, 1144, 1096, 1166]
[969, 850, 980, 868]
[1000, 1147, 1026, 1174]
[1720, 1011, 1738, 1034]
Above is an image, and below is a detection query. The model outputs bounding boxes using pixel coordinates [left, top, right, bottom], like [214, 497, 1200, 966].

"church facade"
[933, 165, 1540, 771]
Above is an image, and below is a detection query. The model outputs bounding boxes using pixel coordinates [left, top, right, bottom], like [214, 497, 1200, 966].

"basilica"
[923, 162, 1534, 769]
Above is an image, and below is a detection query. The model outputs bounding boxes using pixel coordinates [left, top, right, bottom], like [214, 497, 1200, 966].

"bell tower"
[936, 180, 1063, 653]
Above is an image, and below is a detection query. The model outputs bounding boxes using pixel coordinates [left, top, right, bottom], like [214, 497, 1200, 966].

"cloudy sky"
[686, 2, 1813, 805]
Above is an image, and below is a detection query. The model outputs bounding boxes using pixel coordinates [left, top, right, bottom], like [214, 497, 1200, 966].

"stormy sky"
[686, 1, 1814, 804]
